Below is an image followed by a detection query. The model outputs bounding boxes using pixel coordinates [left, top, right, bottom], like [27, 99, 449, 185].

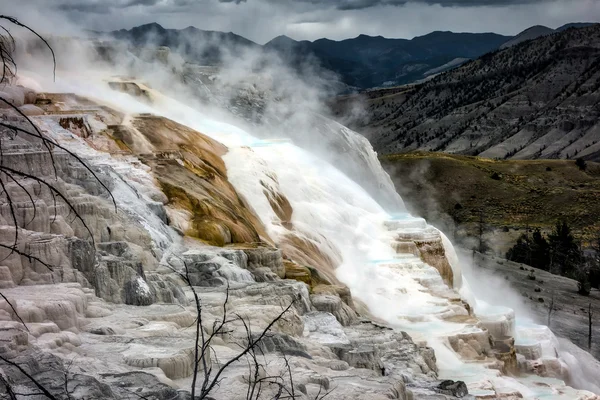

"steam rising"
[9, 14, 600, 398]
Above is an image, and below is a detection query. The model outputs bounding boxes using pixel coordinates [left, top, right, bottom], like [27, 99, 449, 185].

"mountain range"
[331, 23, 600, 161]
[96, 22, 593, 90]
[264, 31, 510, 89]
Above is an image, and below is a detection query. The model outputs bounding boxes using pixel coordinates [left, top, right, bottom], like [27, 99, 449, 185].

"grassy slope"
[381, 152, 600, 251]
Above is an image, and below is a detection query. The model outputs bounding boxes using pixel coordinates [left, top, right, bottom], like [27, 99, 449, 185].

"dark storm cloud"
[40, 0, 559, 15]
[121, 0, 161, 6]
[231, 0, 552, 10]
[57, 2, 111, 13]
[57, 0, 161, 14]
[6, 0, 600, 44]
[334, 0, 545, 10]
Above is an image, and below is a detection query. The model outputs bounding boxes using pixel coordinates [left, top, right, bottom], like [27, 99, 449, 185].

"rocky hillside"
[11, 63, 548, 397]
[332, 24, 600, 161]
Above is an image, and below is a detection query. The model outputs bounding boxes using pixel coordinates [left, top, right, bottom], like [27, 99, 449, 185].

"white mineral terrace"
[20, 70, 600, 399]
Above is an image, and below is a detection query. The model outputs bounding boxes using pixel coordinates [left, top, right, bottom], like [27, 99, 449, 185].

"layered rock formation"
[0, 83, 467, 399]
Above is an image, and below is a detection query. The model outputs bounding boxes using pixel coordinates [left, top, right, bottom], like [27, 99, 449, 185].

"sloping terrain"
[499, 25, 555, 49]
[5, 31, 600, 400]
[332, 24, 600, 160]
[381, 152, 600, 253]
[0, 83, 456, 400]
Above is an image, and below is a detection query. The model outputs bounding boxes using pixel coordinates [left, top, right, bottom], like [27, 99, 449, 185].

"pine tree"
[530, 229, 550, 270]
[506, 232, 533, 265]
[548, 221, 581, 277]
[590, 230, 600, 289]
[506, 224, 584, 282]
[506, 228, 549, 270]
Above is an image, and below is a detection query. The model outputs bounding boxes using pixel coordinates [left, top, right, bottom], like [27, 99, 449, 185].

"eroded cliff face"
[0, 78, 597, 400]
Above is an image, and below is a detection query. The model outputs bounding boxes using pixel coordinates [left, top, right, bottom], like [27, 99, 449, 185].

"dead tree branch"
[0, 16, 116, 400]
[0, 354, 59, 400]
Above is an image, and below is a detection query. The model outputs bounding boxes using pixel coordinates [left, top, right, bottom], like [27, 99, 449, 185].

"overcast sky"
[5, 0, 600, 44]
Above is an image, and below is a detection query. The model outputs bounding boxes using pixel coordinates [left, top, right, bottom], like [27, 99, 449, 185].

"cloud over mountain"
[4, 0, 600, 43]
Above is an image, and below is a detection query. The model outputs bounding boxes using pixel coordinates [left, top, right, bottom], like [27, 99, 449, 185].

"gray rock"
[0, 350, 189, 399]
[303, 311, 349, 346]
[99, 371, 188, 400]
[94, 257, 154, 305]
[124, 276, 155, 306]
[0, 351, 116, 399]
[242, 247, 285, 279]
[147, 201, 169, 224]
[310, 294, 357, 326]
[97, 241, 131, 258]
[332, 344, 384, 372]
[255, 333, 311, 359]
[435, 380, 469, 398]
[146, 273, 188, 304]
[88, 326, 117, 335]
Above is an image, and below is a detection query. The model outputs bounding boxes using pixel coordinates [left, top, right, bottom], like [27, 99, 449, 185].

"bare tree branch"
[200, 302, 294, 399]
[0, 15, 56, 80]
[1, 166, 96, 245]
[0, 370, 18, 400]
[0, 291, 29, 332]
[0, 354, 59, 400]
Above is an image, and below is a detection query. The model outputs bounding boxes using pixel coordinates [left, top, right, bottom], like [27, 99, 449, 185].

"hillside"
[332, 24, 600, 160]
[499, 25, 555, 49]
[381, 152, 600, 253]
[5, 22, 600, 398]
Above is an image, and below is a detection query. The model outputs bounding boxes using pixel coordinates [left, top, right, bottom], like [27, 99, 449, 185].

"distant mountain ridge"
[100, 23, 512, 89]
[100, 22, 596, 90]
[331, 23, 600, 161]
[499, 25, 555, 49]
[266, 30, 511, 88]
[105, 22, 260, 65]
[500, 22, 596, 49]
